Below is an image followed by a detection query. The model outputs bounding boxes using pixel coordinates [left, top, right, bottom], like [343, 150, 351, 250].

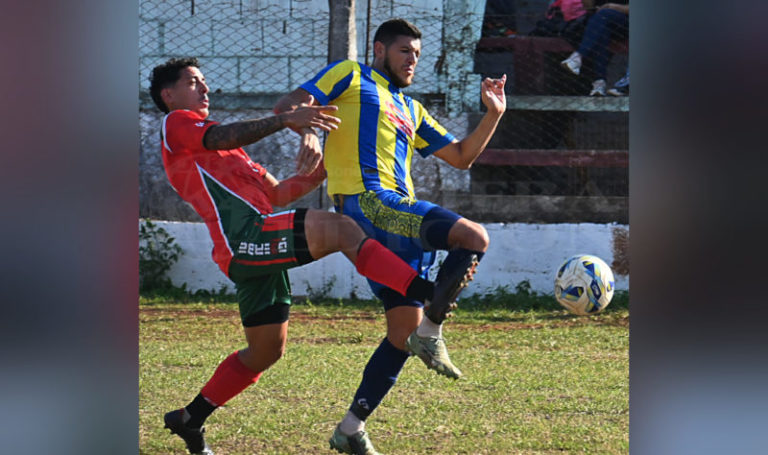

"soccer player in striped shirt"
[276, 18, 506, 454]
[149, 57, 453, 455]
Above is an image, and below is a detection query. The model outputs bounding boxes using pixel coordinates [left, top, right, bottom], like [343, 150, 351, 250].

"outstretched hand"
[283, 95, 341, 175]
[481, 74, 507, 116]
[282, 99, 340, 132]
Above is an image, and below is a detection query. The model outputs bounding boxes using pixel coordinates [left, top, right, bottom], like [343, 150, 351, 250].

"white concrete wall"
[143, 220, 629, 297]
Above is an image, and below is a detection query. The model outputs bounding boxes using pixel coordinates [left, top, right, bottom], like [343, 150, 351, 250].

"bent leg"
[386, 305, 422, 350]
[166, 320, 284, 453]
[302, 209, 365, 261]
[445, 217, 489, 253]
[198, 320, 287, 411]
[578, 9, 627, 80]
[238, 320, 289, 373]
[421, 213, 489, 324]
[302, 209, 434, 302]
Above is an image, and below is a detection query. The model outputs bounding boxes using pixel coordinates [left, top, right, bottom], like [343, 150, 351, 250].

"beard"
[383, 56, 412, 88]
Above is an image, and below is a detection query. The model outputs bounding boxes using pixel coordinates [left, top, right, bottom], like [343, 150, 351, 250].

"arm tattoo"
[203, 114, 285, 150]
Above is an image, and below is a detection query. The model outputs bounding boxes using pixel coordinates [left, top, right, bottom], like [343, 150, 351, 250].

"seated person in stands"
[560, 1, 629, 96]
[528, 0, 590, 48]
[607, 65, 629, 96]
[482, 0, 517, 37]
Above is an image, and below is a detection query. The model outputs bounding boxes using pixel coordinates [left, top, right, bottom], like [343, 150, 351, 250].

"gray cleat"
[406, 331, 463, 379]
[329, 424, 383, 455]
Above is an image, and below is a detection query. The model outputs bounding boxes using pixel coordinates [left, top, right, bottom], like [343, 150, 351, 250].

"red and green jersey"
[160, 109, 274, 275]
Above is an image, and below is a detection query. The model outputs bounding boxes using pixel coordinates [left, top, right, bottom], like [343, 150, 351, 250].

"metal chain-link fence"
[473, 1, 628, 221]
[139, 0, 628, 223]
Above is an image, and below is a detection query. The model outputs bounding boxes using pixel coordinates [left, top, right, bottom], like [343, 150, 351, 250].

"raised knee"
[474, 224, 490, 252]
[464, 222, 489, 252]
[449, 219, 489, 252]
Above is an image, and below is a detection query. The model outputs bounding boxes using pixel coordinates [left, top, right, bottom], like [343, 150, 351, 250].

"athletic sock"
[415, 315, 443, 338]
[184, 394, 217, 429]
[349, 338, 410, 422]
[339, 410, 365, 435]
[405, 275, 434, 302]
[437, 249, 484, 282]
[355, 239, 425, 298]
[193, 350, 262, 425]
[425, 248, 486, 324]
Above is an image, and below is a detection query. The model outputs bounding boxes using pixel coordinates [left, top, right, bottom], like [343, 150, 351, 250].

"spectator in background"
[482, 0, 517, 37]
[528, 0, 590, 48]
[607, 65, 629, 96]
[561, 1, 629, 96]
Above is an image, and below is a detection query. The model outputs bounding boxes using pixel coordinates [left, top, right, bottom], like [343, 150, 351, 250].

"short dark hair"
[373, 18, 421, 47]
[149, 57, 200, 113]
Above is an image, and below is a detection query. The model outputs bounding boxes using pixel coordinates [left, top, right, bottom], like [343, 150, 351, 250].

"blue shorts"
[333, 190, 461, 310]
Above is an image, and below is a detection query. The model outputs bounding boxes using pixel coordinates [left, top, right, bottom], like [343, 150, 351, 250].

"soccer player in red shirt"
[148, 57, 452, 455]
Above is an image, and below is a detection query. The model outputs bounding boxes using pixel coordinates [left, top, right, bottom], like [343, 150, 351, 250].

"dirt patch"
[139, 307, 380, 321]
[140, 307, 628, 330]
[140, 307, 236, 319]
[289, 311, 380, 322]
[611, 227, 630, 276]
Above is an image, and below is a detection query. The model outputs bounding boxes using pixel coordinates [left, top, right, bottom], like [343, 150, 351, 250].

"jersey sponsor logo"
[237, 237, 288, 256]
[384, 100, 414, 138]
[195, 121, 206, 127]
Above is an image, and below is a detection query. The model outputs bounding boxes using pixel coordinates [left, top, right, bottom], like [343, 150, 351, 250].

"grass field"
[139, 290, 628, 454]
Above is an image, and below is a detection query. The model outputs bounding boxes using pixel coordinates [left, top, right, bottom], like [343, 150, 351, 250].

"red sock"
[355, 239, 418, 297]
[200, 351, 262, 406]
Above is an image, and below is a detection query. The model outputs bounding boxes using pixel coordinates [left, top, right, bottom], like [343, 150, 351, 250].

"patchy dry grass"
[140, 295, 628, 454]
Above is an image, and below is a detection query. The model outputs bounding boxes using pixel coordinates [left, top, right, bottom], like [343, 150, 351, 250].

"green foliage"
[139, 219, 183, 292]
[301, 276, 338, 305]
[141, 283, 237, 304]
[515, 279, 533, 295]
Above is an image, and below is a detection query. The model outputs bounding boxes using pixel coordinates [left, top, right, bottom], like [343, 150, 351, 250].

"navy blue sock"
[349, 338, 410, 421]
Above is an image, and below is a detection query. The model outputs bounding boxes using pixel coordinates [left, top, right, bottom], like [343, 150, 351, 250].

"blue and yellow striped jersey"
[300, 60, 456, 198]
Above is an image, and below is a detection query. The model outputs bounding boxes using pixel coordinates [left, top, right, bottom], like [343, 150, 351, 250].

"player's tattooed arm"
[202, 116, 285, 150]
[202, 105, 339, 150]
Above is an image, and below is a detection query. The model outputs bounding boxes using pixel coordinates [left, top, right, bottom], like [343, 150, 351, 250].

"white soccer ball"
[554, 254, 615, 315]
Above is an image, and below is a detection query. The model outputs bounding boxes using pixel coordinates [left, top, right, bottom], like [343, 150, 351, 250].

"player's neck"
[371, 60, 389, 78]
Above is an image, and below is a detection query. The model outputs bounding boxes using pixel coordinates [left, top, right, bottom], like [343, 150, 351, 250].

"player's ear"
[160, 87, 174, 109]
[373, 41, 386, 59]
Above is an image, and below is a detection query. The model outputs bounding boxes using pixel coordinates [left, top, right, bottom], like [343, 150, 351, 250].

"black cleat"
[424, 253, 478, 324]
[164, 409, 214, 455]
